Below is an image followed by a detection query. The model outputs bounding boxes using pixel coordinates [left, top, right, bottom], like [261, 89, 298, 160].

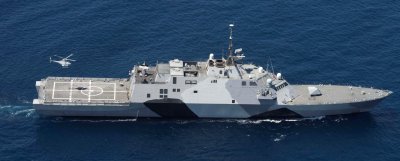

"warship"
[33, 24, 392, 118]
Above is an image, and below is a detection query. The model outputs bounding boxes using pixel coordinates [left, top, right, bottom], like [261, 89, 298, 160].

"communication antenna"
[228, 23, 234, 57]
[269, 56, 275, 74]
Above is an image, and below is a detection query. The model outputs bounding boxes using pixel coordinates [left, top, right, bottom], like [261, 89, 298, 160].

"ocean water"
[1, 0, 400, 161]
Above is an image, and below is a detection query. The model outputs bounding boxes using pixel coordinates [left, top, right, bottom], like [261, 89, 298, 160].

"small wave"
[273, 134, 286, 142]
[333, 116, 348, 122]
[20, 100, 32, 104]
[175, 120, 195, 124]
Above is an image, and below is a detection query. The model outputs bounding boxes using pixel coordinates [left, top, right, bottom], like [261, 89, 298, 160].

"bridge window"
[276, 82, 289, 91]
[185, 80, 197, 84]
[173, 77, 177, 84]
[160, 89, 168, 98]
[242, 81, 246, 86]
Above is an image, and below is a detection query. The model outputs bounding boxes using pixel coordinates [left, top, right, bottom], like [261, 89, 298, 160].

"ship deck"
[287, 85, 390, 105]
[37, 77, 131, 105]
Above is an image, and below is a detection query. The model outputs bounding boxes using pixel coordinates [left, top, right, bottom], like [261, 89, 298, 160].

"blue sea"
[1, 0, 400, 161]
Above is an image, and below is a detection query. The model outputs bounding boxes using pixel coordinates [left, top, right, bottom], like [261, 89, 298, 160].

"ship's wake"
[0, 105, 36, 118]
[50, 117, 328, 124]
[198, 116, 326, 125]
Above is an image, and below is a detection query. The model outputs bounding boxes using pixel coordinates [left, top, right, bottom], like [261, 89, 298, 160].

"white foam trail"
[206, 119, 237, 123]
[0, 105, 12, 109]
[285, 116, 326, 122]
[237, 119, 282, 124]
[235, 116, 326, 124]
[47, 116, 328, 124]
[25, 109, 35, 117]
[307, 116, 326, 120]
[0, 105, 36, 118]
[13, 109, 36, 117]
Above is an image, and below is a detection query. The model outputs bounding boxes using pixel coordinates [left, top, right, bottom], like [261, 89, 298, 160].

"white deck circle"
[80, 86, 104, 96]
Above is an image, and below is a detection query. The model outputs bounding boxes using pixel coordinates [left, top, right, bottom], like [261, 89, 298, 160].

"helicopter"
[49, 54, 76, 68]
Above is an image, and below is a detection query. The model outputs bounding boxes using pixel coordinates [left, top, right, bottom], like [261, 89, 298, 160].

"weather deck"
[36, 77, 131, 105]
[287, 85, 389, 105]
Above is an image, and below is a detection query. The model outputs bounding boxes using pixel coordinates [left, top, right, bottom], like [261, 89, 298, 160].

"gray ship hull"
[34, 97, 385, 118]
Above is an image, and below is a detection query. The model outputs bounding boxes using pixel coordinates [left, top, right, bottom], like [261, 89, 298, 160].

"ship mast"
[227, 23, 234, 66]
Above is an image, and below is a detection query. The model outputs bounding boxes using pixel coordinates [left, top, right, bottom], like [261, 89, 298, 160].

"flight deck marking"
[69, 80, 73, 102]
[52, 81, 56, 99]
[80, 86, 104, 96]
[53, 90, 127, 92]
[114, 83, 116, 100]
[88, 80, 92, 102]
[49, 81, 123, 101]
[89, 99, 117, 100]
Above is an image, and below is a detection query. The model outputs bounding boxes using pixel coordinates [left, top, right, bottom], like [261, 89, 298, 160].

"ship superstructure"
[33, 24, 392, 118]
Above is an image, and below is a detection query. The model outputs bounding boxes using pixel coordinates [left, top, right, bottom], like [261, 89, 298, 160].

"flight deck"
[34, 77, 131, 105]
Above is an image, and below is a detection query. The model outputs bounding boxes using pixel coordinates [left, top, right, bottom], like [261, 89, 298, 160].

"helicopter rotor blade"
[65, 54, 74, 59]
[53, 55, 64, 59]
